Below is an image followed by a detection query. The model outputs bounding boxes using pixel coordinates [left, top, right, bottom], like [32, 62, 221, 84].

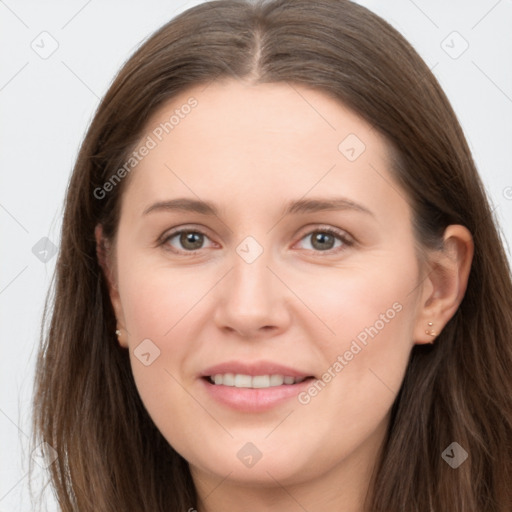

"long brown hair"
[32, 0, 512, 510]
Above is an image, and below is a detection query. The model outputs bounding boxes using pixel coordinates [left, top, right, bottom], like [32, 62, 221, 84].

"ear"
[95, 224, 129, 348]
[413, 224, 474, 344]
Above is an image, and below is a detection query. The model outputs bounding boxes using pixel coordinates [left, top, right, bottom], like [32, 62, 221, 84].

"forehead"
[119, 80, 403, 223]
[140, 79, 387, 157]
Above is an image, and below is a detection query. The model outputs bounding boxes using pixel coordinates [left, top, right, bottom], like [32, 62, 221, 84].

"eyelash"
[159, 225, 354, 256]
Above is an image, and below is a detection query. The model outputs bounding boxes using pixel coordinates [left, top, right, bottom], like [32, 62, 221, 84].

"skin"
[96, 80, 473, 512]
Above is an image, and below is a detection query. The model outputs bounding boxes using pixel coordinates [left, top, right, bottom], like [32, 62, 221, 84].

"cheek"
[295, 253, 419, 445]
[118, 256, 206, 340]
[297, 251, 419, 356]
[115, 258, 201, 409]
[117, 266, 206, 459]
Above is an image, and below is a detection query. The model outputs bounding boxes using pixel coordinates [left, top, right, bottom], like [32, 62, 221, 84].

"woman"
[32, 0, 512, 510]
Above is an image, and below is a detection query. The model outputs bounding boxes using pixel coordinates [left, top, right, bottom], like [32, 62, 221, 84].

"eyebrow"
[142, 197, 374, 218]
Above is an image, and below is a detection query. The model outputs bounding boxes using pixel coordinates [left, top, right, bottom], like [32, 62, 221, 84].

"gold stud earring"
[425, 321, 436, 337]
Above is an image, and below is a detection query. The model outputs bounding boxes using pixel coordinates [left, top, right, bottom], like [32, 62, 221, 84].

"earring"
[425, 321, 436, 337]
[115, 329, 121, 338]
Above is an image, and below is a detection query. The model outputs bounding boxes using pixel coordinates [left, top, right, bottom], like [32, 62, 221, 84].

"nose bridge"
[230, 234, 275, 307]
[213, 232, 287, 334]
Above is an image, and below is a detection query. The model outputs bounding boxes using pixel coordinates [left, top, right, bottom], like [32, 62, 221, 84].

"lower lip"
[200, 377, 315, 412]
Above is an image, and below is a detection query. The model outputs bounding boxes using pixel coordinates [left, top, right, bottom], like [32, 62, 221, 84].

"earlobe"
[115, 328, 129, 349]
[413, 224, 474, 345]
[95, 224, 129, 348]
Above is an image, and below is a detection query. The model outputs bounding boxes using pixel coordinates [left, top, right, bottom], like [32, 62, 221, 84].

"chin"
[186, 438, 325, 487]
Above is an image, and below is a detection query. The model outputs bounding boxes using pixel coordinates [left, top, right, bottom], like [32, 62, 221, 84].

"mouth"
[199, 361, 317, 411]
[203, 373, 314, 388]
[199, 366, 316, 412]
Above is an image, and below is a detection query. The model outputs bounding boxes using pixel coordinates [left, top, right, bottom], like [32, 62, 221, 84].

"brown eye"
[162, 229, 213, 253]
[310, 232, 336, 251]
[179, 231, 204, 250]
[296, 228, 353, 253]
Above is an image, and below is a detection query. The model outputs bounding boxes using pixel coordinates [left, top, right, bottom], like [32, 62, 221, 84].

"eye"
[295, 227, 353, 253]
[161, 229, 215, 253]
[160, 226, 353, 255]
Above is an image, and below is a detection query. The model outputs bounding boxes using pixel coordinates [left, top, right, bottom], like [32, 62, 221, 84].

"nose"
[213, 242, 291, 339]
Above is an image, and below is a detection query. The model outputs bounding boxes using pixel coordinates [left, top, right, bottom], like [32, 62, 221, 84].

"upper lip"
[200, 360, 314, 378]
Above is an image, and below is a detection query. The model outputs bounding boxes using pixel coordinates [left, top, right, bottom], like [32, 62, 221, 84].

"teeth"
[252, 375, 270, 388]
[270, 374, 284, 386]
[234, 374, 252, 388]
[222, 373, 235, 386]
[209, 374, 307, 388]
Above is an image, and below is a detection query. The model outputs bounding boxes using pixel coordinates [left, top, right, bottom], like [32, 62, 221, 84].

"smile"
[207, 373, 308, 388]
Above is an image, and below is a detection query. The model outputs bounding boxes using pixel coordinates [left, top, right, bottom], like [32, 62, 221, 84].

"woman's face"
[102, 80, 434, 496]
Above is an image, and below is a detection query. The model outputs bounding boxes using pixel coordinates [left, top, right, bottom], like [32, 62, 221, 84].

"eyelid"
[295, 224, 354, 243]
[292, 224, 354, 253]
[159, 224, 215, 252]
[159, 223, 355, 255]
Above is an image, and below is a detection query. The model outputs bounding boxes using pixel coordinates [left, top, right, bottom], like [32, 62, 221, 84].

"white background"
[1, 0, 511, 510]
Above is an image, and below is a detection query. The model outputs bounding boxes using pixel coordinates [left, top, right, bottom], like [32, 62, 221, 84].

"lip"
[199, 360, 316, 413]
[200, 376, 315, 412]
[200, 360, 313, 379]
